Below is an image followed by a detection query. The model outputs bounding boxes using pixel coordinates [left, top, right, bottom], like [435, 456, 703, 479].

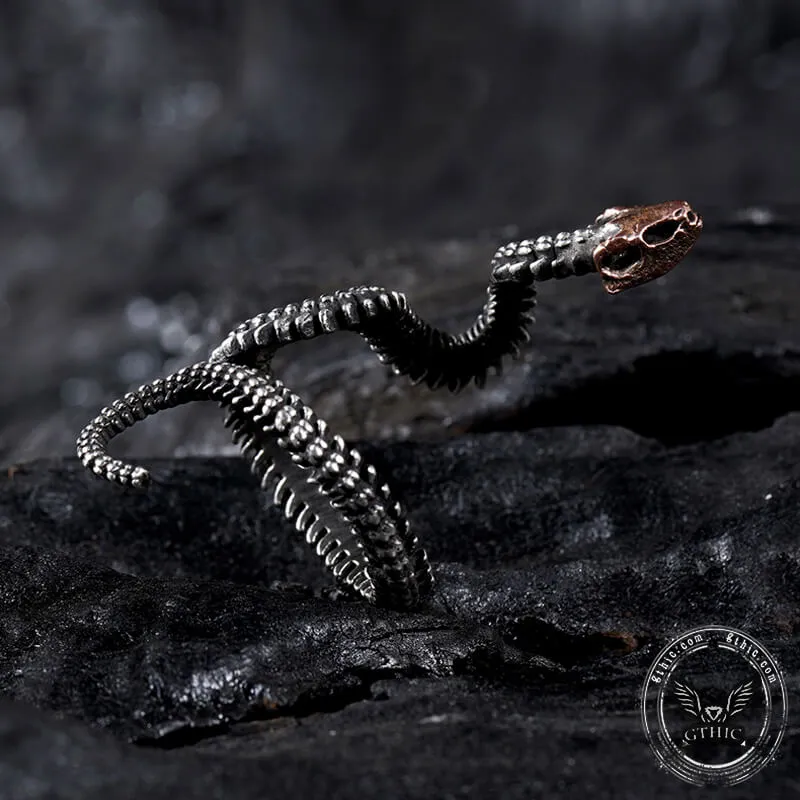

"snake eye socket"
[642, 219, 681, 245]
[600, 244, 642, 274]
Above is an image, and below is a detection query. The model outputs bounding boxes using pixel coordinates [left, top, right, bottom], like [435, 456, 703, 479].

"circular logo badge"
[641, 625, 788, 786]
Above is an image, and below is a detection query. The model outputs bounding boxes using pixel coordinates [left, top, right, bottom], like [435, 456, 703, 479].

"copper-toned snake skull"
[593, 201, 703, 294]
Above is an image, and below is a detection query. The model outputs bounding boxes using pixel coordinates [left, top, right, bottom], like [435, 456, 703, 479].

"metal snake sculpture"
[76, 201, 702, 611]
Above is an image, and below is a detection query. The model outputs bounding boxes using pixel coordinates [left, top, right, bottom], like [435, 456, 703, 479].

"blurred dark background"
[1, 0, 799, 462]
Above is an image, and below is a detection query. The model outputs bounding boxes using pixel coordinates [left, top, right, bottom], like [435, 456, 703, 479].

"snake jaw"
[592, 201, 703, 294]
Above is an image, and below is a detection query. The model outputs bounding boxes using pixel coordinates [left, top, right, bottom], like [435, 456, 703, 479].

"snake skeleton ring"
[76, 201, 702, 611]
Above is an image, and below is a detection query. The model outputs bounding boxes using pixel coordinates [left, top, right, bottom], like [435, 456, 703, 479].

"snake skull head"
[592, 201, 702, 294]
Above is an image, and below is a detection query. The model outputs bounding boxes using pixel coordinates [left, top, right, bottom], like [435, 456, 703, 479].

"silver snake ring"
[76, 201, 702, 611]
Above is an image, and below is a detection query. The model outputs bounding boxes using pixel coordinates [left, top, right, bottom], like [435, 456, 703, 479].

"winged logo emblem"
[673, 680, 754, 723]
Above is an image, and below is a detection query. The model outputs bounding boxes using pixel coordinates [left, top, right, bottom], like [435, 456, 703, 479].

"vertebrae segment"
[209, 284, 537, 392]
[76, 201, 702, 611]
[77, 361, 432, 609]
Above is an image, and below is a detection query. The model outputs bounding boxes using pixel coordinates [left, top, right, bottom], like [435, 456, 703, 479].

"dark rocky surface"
[1, 417, 800, 797]
[1, 209, 800, 793]
[2, 214, 800, 797]
[2, 3, 800, 798]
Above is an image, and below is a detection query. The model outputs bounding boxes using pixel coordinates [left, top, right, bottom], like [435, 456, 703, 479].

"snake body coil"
[77, 202, 702, 610]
